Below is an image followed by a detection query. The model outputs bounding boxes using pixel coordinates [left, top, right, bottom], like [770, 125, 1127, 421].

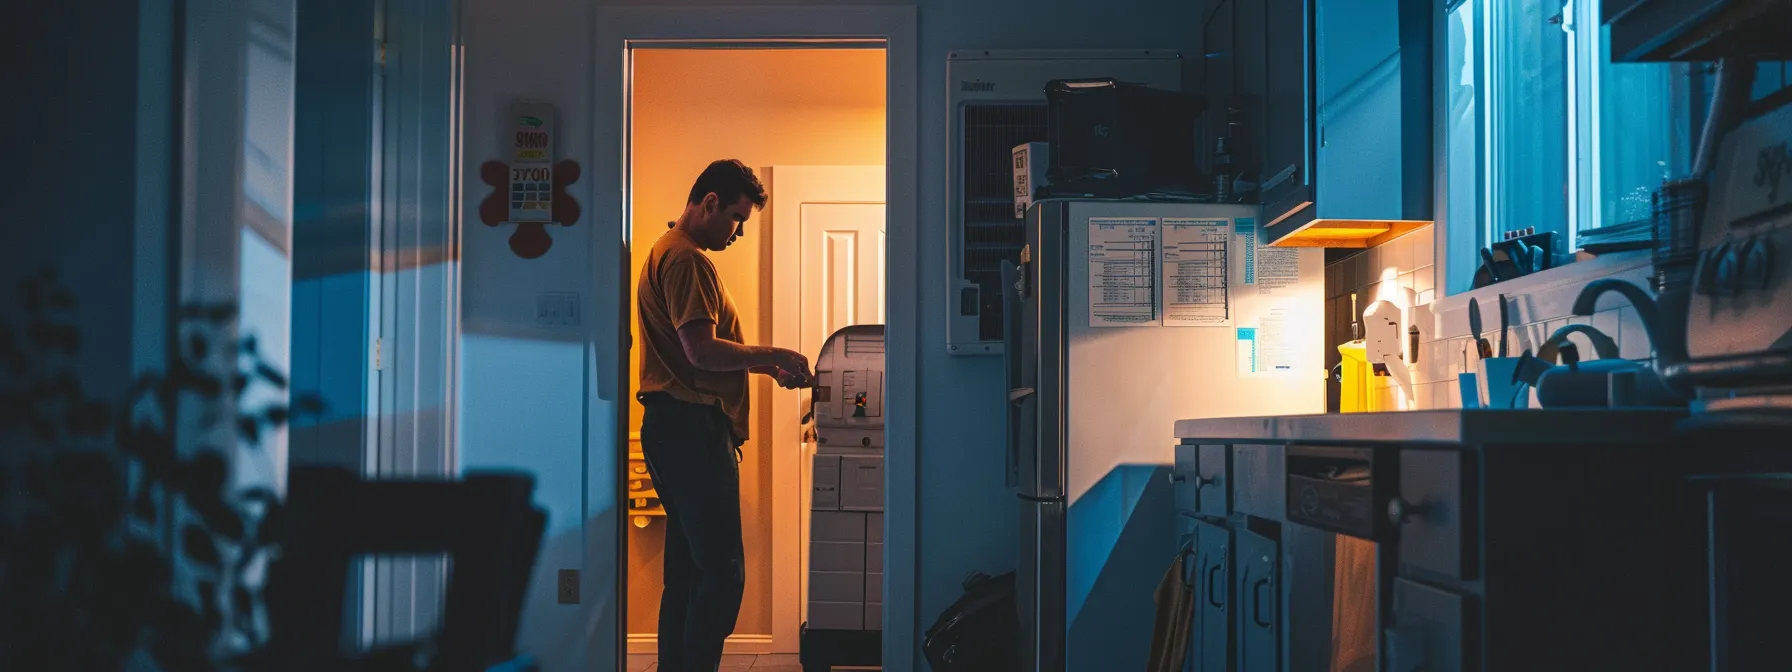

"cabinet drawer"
[1385, 578, 1468, 672]
[1174, 444, 1201, 515]
[1395, 448, 1476, 580]
[1234, 528, 1279, 672]
[1197, 444, 1231, 515]
[1192, 519, 1234, 672]
[1232, 444, 1286, 521]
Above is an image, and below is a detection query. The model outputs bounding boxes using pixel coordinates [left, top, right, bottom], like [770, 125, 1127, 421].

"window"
[1442, 0, 1707, 294]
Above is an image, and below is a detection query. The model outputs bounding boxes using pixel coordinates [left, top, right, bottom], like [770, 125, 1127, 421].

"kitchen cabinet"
[1203, 0, 1235, 173]
[1191, 518, 1233, 672]
[1604, 0, 1792, 62]
[1384, 578, 1467, 672]
[1257, 0, 1432, 247]
[1177, 410, 1689, 670]
[1234, 527, 1279, 672]
[1258, 0, 1310, 226]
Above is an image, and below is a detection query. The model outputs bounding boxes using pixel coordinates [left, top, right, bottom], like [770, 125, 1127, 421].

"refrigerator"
[1000, 200, 1325, 671]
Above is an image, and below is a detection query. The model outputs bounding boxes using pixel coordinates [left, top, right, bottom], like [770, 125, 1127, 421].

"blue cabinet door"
[1177, 515, 1200, 671]
[1192, 520, 1233, 671]
[1235, 528, 1279, 672]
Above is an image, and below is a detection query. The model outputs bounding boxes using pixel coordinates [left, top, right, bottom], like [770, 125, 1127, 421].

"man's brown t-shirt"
[637, 229, 749, 442]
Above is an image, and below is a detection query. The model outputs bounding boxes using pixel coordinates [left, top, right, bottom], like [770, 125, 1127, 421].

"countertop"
[1173, 409, 1687, 445]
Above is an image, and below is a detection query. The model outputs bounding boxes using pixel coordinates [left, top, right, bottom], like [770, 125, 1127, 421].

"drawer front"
[1396, 448, 1476, 580]
[1174, 443, 1201, 515]
[1197, 444, 1231, 514]
[1232, 444, 1286, 521]
[1234, 528, 1279, 672]
[1385, 578, 1468, 672]
[1193, 520, 1234, 672]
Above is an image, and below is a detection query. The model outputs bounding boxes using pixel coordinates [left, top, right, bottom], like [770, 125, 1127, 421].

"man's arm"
[677, 321, 810, 376]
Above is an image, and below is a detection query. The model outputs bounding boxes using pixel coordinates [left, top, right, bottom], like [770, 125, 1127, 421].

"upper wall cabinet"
[1258, 0, 1433, 248]
[1604, 0, 1792, 61]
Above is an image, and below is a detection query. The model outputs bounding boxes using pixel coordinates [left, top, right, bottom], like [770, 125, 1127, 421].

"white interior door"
[766, 166, 884, 651]
[800, 203, 886, 357]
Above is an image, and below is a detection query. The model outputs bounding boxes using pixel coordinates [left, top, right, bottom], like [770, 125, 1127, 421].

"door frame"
[765, 164, 887, 651]
[594, 6, 919, 668]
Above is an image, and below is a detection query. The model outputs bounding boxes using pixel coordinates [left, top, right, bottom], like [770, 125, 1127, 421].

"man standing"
[636, 159, 812, 671]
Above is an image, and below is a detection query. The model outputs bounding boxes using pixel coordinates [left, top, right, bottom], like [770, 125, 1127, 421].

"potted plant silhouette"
[0, 267, 321, 671]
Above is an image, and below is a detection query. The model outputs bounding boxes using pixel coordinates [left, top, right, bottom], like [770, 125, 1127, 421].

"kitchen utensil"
[1496, 294, 1510, 358]
[1479, 248, 1501, 283]
[1523, 322, 1685, 408]
[1458, 372, 1481, 408]
[1468, 297, 1492, 359]
[1513, 348, 1553, 388]
[1478, 357, 1525, 409]
[1457, 347, 1480, 408]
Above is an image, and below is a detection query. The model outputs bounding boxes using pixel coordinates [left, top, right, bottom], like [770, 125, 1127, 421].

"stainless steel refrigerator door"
[1019, 498, 1066, 672]
[1019, 201, 1068, 502]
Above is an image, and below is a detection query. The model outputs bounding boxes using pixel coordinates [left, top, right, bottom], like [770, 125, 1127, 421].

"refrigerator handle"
[1005, 388, 1033, 489]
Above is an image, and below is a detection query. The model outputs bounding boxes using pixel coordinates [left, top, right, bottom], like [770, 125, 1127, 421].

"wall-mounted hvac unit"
[945, 49, 1183, 356]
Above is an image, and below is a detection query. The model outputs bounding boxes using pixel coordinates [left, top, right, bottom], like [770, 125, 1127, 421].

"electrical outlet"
[536, 292, 581, 327]
[557, 569, 579, 604]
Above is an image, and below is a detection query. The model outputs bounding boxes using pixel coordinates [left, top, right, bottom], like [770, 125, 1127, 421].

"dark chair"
[262, 465, 547, 672]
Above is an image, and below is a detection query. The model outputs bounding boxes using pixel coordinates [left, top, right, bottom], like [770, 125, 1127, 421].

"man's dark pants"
[637, 393, 745, 672]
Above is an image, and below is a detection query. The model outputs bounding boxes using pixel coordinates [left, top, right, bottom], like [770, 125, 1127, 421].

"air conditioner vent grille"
[960, 102, 1048, 341]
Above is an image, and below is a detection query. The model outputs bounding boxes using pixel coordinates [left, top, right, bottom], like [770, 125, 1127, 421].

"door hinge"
[378, 40, 386, 67]
[374, 338, 383, 370]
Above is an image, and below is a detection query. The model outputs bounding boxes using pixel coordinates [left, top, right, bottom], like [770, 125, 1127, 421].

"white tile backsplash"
[1386, 234, 1414, 276]
[1592, 309, 1622, 357]
[1618, 307, 1652, 360]
[1321, 225, 1664, 412]
[1411, 227, 1435, 268]
[1413, 265, 1435, 296]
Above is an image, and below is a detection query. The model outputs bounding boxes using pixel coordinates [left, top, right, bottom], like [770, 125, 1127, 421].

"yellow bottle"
[1336, 293, 1385, 413]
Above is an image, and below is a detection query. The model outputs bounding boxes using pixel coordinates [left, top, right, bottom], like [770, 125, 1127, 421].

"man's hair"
[686, 159, 767, 210]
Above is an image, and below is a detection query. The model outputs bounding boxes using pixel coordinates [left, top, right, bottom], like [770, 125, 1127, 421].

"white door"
[800, 203, 885, 358]
[766, 166, 885, 651]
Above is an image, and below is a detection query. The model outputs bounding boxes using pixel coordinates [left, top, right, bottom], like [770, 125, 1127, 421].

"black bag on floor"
[922, 571, 1019, 671]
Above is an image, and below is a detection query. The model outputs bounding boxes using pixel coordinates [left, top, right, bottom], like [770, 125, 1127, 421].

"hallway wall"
[626, 48, 887, 640]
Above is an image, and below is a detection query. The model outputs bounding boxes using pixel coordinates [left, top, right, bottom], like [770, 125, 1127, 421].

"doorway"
[623, 48, 887, 665]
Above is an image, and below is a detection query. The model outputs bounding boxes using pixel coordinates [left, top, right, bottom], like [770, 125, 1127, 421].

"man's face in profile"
[695, 193, 754, 251]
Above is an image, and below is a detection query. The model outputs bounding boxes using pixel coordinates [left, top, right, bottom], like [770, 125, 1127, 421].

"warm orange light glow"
[1266, 219, 1433, 248]
[625, 48, 887, 638]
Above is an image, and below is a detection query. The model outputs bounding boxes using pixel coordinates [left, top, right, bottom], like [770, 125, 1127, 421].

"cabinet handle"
[1388, 498, 1427, 526]
[1179, 539, 1198, 588]
[1169, 470, 1187, 484]
[1251, 577, 1272, 628]
[1194, 473, 1218, 488]
[1205, 559, 1225, 608]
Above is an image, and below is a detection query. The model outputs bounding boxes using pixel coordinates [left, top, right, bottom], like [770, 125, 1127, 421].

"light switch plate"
[536, 292, 580, 327]
[557, 569, 579, 604]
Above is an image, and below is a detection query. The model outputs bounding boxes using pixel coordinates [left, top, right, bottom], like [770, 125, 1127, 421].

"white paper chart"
[1088, 218, 1159, 327]
[1161, 218, 1231, 326]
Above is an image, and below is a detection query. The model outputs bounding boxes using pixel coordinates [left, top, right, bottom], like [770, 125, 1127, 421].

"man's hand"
[767, 348, 811, 380]
[774, 369, 813, 390]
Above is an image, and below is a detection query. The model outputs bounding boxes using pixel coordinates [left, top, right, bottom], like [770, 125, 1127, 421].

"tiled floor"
[625, 654, 879, 672]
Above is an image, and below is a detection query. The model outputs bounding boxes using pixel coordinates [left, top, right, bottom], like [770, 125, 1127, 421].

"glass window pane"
[1492, 0, 1568, 240]
[1444, 0, 1484, 294]
[1596, 35, 1683, 228]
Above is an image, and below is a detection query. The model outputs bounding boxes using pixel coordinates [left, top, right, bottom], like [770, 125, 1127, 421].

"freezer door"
[1019, 499, 1066, 672]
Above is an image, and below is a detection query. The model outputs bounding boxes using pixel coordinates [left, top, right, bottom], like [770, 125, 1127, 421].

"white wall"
[458, 0, 1204, 668]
